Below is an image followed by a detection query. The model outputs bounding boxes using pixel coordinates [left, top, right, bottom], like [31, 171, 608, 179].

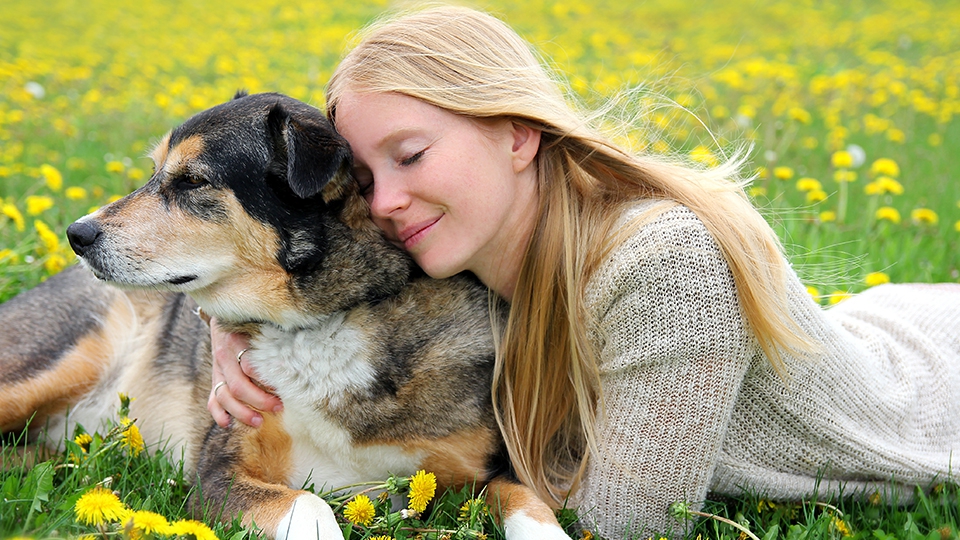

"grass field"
[1, 0, 959, 538]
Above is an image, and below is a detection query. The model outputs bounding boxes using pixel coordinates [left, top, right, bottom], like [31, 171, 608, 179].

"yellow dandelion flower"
[127, 167, 146, 181]
[343, 494, 376, 526]
[864, 181, 883, 196]
[806, 286, 821, 302]
[459, 498, 489, 522]
[748, 186, 767, 198]
[865, 272, 891, 287]
[689, 145, 718, 167]
[74, 432, 93, 452]
[2, 202, 25, 231]
[880, 177, 903, 195]
[105, 160, 126, 174]
[819, 211, 836, 223]
[0, 249, 19, 263]
[806, 189, 827, 204]
[886, 128, 905, 143]
[44, 253, 68, 274]
[74, 486, 127, 526]
[868, 491, 882, 505]
[168, 519, 218, 540]
[831, 150, 853, 168]
[876, 207, 901, 224]
[369, 536, 394, 540]
[833, 170, 857, 183]
[828, 291, 852, 305]
[25, 195, 55, 216]
[756, 166, 769, 180]
[773, 166, 794, 180]
[801, 136, 819, 149]
[869, 158, 900, 178]
[788, 107, 812, 124]
[40, 164, 63, 191]
[954, 220, 960, 232]
[122, 422, 145, 456]
[796, 177, 821, 192]
[34, 220, 60, 255]
[757, 499, 777, 513]
[929, 133, 942, 147]
[126, 510, 171, 535]
[407, 470, 437, 513]
[911, 208, 939, 225]
[832, 516, 852, 537]
[65, 186, 88, 200]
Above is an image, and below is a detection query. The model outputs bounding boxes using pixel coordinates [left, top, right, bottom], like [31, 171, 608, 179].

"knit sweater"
[574, 200, 960, 539]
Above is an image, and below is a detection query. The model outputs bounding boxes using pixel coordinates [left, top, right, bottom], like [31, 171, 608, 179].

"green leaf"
[28, 460, 54, 514]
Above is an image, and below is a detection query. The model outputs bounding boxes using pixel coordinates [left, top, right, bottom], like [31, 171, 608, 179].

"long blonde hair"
[326, 5, 812, 506]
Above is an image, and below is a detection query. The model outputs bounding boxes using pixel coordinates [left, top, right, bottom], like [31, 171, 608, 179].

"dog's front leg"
[486, 476, 571, 540]
[270, 492, 343, 540]
[194, 416, 344, 539]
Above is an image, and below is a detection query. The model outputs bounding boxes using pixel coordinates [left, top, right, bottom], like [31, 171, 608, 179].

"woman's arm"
[577, 206, 755, 538]
[207, 318, 283, 427]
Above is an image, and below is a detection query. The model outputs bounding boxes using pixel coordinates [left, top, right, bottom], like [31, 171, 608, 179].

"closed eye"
[400, 149, 425, 167]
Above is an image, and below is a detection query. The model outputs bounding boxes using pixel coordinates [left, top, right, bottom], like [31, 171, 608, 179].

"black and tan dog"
[0, 93, 569, 539]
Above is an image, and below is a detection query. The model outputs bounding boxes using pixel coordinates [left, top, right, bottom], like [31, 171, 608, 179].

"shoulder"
[585, 200, 748, 368]
[586, 200, 730, 308]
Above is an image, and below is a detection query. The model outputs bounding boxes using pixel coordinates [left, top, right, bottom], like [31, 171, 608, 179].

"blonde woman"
[209, 6, 960, 538]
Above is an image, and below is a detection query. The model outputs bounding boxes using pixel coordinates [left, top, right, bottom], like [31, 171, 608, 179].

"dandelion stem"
[838, 179, 848, 223]
[686, 510, 761, 540]
[317, 481, 387, 500]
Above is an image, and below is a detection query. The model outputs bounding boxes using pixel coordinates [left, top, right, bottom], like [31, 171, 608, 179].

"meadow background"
[1, 0, 959, 538]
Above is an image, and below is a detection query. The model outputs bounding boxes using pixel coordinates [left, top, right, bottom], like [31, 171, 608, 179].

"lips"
[397, 216, 441, 249]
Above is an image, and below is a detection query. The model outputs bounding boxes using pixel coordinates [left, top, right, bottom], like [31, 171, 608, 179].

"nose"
[66, 220, 102, 257]
[367, 175, 411, 220]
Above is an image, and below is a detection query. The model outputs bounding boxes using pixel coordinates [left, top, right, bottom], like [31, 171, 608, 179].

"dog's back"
[0, 266, 212, 466]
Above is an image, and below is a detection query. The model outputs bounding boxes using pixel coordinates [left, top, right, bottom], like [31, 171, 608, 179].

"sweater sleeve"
[575, 205, 756, 539]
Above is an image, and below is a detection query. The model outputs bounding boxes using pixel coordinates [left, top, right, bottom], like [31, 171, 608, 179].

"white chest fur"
[248, 315, 425, 491]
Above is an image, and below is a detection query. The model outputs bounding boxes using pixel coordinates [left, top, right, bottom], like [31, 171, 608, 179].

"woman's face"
[334, 91, 541, 297]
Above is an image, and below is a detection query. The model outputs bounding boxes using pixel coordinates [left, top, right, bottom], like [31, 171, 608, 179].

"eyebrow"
[372, 127, 430, 152]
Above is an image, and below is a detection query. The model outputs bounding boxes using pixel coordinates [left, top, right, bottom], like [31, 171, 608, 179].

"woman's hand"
[207, 318, 283, 428]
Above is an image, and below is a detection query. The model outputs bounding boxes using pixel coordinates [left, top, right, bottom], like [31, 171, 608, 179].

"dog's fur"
[0, 93, 569, 539]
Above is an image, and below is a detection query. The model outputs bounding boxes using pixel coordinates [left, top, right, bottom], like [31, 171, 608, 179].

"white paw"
[504, 509, 571, 540]
[274, 493, 343, 540]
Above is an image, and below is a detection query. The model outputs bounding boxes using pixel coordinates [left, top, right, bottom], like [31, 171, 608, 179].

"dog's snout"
[66, 221, 102, 256]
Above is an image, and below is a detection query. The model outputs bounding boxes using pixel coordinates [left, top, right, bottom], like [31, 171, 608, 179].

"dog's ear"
[267, 102, 351, 199]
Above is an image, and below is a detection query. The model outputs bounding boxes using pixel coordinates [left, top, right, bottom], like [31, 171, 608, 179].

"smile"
[398, 216, 442, 249]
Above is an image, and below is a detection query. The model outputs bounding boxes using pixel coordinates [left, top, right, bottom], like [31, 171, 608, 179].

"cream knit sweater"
[574, 201, 960, 539]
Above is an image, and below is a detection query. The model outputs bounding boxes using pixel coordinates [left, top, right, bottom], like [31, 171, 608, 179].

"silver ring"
[237, 348, 249, 364]
[213, 381, 226, 395]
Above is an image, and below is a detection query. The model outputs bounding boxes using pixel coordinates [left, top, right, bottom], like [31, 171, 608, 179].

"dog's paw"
[504, 509, 572, 539]
[274, 493, 343, 540]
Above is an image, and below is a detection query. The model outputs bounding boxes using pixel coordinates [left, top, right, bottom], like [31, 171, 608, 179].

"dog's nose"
[66, 221, 102, 256]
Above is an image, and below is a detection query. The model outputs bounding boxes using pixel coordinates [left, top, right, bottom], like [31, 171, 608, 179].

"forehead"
[334, 92, 456, 149]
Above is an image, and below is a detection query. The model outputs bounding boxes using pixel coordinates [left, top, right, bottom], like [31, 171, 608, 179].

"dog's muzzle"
[66, 220, 103, 258]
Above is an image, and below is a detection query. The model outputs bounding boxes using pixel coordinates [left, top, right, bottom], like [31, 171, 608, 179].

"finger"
[215, 381, 263, 428]
[207, 387, 232, 428]
[210, 319, 283, 418]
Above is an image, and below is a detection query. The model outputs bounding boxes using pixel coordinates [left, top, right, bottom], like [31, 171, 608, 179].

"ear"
[509, 121, 541, 174]
[267, 102, 352, 199]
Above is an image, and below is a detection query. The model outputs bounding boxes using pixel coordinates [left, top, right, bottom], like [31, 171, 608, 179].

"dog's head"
[67, 92, 411, 327]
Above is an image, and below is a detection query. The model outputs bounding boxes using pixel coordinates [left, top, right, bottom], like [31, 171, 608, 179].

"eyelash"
[400, 149, 425, 167]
